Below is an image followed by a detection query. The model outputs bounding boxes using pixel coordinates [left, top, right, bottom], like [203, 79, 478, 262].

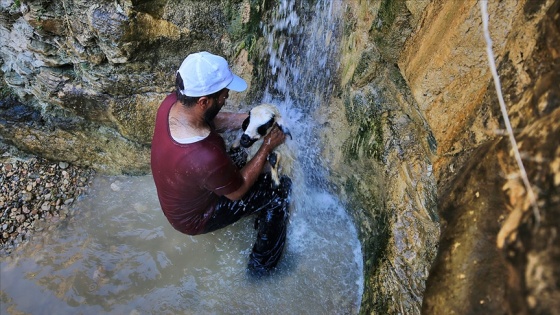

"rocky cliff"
[1, 0, 559, 314]
[1, 0, 259, 173]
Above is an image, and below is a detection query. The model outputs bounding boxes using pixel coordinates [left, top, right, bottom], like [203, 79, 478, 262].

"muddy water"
[1, 175, 362, 314]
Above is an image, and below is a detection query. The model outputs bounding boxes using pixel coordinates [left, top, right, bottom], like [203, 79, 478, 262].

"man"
[151, 51, 292, 275]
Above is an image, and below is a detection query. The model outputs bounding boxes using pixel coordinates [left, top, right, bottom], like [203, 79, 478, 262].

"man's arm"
[224, 125, 286, 200]
[214, 112, 248, 132]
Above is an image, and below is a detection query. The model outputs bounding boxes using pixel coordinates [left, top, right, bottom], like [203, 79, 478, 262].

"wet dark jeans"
[203, 173, 289, 232]
[203, 170, 292, 275]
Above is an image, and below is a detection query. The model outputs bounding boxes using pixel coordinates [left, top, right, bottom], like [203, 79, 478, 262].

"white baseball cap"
[177, 51, 247, 97]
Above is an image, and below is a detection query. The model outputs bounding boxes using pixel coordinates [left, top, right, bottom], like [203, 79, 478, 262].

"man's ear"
[196, 96, 211, 110]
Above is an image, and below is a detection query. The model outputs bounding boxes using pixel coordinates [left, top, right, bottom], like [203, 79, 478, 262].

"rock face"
[397, 1, 560, 313]
[1, 0, 257, 173]
[1, 0, 559, 314]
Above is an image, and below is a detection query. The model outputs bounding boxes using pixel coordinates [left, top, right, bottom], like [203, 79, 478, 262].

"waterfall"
[256, 0, 365, 309]
[0, 1, 363, 314]
[260, 0, 342, 187]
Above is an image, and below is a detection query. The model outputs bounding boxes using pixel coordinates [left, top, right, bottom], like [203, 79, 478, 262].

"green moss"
[343, 5, 357, 38]
[377, 0, 403, 31]
[342, 90, 384, 161]
[227, 0, 273, 60]
[370, 0, 412, 64]
[351, 49, 381, 89]
[226, 3, 245, 42]
[11, 0, 21, 10]
[343, 116, 383, 161]
[0, 81, 15, 99]
[353, 51, 374, 81]
[343, 93, 355, 122]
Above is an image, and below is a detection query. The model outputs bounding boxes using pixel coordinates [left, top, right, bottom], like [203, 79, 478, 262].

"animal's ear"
[257, 117, 276, 136]
[280, 125, 292, 140]
[242, 116, 250, 131]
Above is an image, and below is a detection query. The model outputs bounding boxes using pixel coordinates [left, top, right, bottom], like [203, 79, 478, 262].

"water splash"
[258, 0, 364, 307]
[261, 0, 343, 188]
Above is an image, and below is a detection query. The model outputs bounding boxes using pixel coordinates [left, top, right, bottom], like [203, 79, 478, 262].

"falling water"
[0, 0, 363, 314]
[261, 0, 342, 187]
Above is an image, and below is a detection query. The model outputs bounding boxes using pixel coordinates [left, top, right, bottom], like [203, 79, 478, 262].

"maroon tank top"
[151, 93, 243, 235]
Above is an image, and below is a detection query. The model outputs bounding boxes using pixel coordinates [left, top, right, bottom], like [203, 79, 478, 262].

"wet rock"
[0, 0, 249, 174]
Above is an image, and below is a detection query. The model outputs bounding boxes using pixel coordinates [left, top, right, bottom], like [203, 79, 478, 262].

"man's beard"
[204, 102, 222, 125]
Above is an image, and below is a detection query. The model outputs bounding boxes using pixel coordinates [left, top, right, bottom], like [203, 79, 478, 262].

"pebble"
[110, 181, 122, 191]
[0, 157, 95, 255]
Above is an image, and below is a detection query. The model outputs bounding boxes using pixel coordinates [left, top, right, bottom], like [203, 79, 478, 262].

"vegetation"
[0, 80, 16, 101]
[343, 90, 384, 161]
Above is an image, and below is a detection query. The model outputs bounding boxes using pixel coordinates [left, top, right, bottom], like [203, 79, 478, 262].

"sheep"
[231, 103, 294, 188]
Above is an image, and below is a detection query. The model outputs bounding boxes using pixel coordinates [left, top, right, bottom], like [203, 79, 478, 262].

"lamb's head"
[240, 103, 291, 148]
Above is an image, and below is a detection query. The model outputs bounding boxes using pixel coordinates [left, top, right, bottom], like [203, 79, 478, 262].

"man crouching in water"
[151, 51, 292, 275]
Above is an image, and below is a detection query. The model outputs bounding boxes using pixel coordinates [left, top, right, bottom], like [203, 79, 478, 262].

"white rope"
[479, 0, 540, 225]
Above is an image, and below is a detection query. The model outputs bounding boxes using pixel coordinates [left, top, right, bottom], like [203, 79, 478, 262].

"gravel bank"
[0, 156, 95, 255]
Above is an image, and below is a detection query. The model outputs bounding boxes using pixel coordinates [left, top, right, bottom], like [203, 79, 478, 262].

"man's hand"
[262, 124, 286, 153]
[225, 124, 286, 201]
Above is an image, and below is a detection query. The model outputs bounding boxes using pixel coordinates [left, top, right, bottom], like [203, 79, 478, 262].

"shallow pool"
[1, 175, 362, 314]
